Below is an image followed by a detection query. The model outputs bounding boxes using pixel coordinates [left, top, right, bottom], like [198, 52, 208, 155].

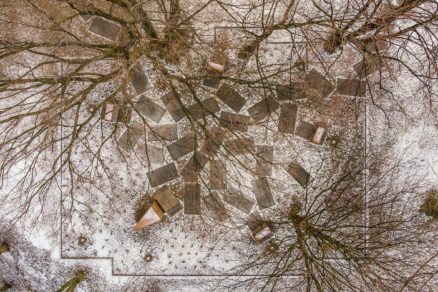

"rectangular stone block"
[276, 83, 306, 101]
[201, 128, 226, 156]
[353, 54, 383, 79]
[336, 79, 366, 97]
[136, 143, 164, 164]
[220, 112, 251, 132]
[160, 92, 185, 122]
[153, 185, 182, 217]
[187, 98, 220, 120]
[203, 192, 229, 222]
[247, 96, 279, 122]
[180, 152, 209, 181]
[210, 159, 227, 190]
[167, 135, 196, 160]
[224, 137, 255, 155]
[118, 127, 143, 152]
[295, 121, 327, 145]
[147, 163, 179, 188]
[304, 69, 334, 98]
[132, 64, 149, 95]
[255, 145, 274, 177]
[88, 17, 121, 41]
[182, 183, 201, 215]
[286, 162, 310, 188]
[278, 103, 298, 134]
[223, 186, 254, 214]
[136, 95, 166, 123]
[148, 124, 178, 142]
[252, 177, 275, 209]
[216, 84, 246, 112]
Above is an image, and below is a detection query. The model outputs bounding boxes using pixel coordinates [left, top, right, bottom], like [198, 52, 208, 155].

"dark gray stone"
[182, 183, 201, 215]
[137, 143, 164, 164]
[304, 69, 334, 98]
[148, 124, 178, 142]
[201, 128, 226, 156]
[278, 103, 298, 134]
[167, 135, 197, 160]
[136, 95, 166, 123]
[160, 92, 185, 122]
[132, 65, 149, 95]
[220, 111, 251, 132]
[295, 121, 326, 144]
[252, 177, 275, 209]
[216, 84, 246, 112]
[88, 17, 120, 41]
[203, 192, 229, 222]
[147, 163, 179, 188]
[247, 96, 279, 122]
[286, 162, 310, 188]
[353, 54, 383, 79]
[187, 98, 220, 120]
[276, 83, 306, 101]
[210, 159, 227, 190]
[180, 152, 209, 181]
[203, 77, 221, 88]
[118, 127, 143, 152]
[224, 137, 255, 155]
[223, 186, 254, 214]
[336, 79, 367, 97]
[255, 145, 274, 177]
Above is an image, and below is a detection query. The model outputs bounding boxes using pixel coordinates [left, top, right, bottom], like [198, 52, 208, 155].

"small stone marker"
[216, 84, 246, 112]
[252, 177, 275, 209]
[223, 186, 254, 214]
[286, 162, 310, 188]
[203, 192, 229, 222]
[167, 135, 196, 160]
[247, 96, 279, 122]
[255, 145, 274, 177]
[147, 163, 179, 188]
[276, 83, 306, 101]
[210, 159, 227, 190]
[148, 124, 178, 142]
[132, 64, 149, 95]
[136, 95, 166, 123]
[182, 183, 201, 215]
[160, 92, 186, 122]
[187, 98, 220, 120]
[224, 137, 255, 155]
[336, 79, 366, 97]
[153, 185, 182, 217]
[295, 121, 327, 145]
[278, 103, 298, 134]
[180, 152, 209, 181]
[304, 69, 334, 98]
[118, 127, 143, 152]
[88, 17, 121, 41]
[220, 111, 251, 132]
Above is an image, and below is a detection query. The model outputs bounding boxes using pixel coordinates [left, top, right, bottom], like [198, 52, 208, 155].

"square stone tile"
[147, 163, 179, 188]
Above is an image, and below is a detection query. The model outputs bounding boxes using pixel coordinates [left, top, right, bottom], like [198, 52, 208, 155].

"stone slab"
[88, 17, 120, 41]
[182, 183, 201, 215]
[304, 69, 334, 98]
[147, 163, 179, 188]
[295, 121, 327, 144]
[180, 152, 209, 181]
[276, 83, 306, 101]
[203, 192, 229, 222]
[223, 186, 254, 214]
[167, 135, 196, 160]
[353, 54, 383, 79]
[153, 185, 182, 217]
[160, 92, 185, 122]
[252, 177, 275, 209]
[201, 128, 226, 156]
[118, 127, 143, 152]
[132, 64, 149, 95]
[148, 124, 178, 142]
[216, 84, 246, 112]
[247, 96, 279, 122]
[286, 162, 310, 188]
[255, 145, 273, 177]
[136, 95, 166, 123]
[220, 111, 251, 132]
[278, 103, 298, 134]
[187, 98, 220, 120]
[336, 79, 366, 97]
[210, 159, 227, 190]
[224, 137, 255, 155]
[136, 144, 164, 164]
